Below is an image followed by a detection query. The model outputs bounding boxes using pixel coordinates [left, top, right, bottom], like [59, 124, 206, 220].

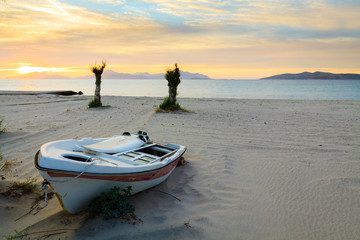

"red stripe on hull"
[47, 157, 181, 182]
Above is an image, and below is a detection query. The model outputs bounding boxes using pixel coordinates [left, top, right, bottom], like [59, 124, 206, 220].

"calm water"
[1, 79, 360, 100]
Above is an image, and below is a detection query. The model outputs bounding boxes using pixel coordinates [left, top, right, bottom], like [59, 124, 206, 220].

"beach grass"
[0, 160, 14, 172]
[0, 117, 4, 133]
[88, 186, 135, 219]
[156, 97, 190, 112]
[3, 227, 30, 240]
[1, 178, 40, 196]
[0, 118, 3, 165]
[88, 98, 112, 108]
[88, 98, 102, 108]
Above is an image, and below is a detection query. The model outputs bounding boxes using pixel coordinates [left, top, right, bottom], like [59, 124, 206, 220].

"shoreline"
[1, 95, 359, 239]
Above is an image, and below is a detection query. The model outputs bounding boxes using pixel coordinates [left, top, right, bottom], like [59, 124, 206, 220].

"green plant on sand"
[0, 118, 4, 165]
[0, 178, 40, 196]
[88, 186, 135, 219]
[1, 160, 16, 173]
[89, 61, 106, 108]
[0, 117, 5, 133]
[3, 227, 30, 240]
[157, 97, 189, 112]
[88, 98, 101, 108]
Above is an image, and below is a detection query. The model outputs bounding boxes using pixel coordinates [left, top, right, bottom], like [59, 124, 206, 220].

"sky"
[0, 0, 360, 79]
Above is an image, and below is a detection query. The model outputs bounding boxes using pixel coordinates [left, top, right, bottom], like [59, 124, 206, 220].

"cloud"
[3, 0, 359, 45]
[0, 0, 359, 78]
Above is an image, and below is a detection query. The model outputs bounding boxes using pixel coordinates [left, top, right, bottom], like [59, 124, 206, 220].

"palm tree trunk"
[95, 74, 101, 106]
[168, 86, 177, 105]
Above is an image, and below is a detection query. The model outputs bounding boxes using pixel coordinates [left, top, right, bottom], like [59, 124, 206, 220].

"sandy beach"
[0, 94, 359, 240]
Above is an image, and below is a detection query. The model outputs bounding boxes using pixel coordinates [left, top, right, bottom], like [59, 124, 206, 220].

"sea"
[1, 79, 360, 100]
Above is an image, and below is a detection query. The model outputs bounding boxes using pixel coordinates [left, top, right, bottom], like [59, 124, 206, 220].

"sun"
[14, 63, 68, 75]
[16, 66, 51, 74]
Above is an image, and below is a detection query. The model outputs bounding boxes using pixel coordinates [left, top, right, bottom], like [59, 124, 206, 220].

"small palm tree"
[166, 63, 181, 106]
[158, 63, 184, 111]
[89, 61, 106, 108]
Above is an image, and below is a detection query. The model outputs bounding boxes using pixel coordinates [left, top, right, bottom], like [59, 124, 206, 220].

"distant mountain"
[180, 71, 211, 79]
[261, 71, 360, 80]
[8, 72, 71, 79]
[7, 70, 211, 80]
[78, 70, 164, 79]
[79, 70, 211, 79]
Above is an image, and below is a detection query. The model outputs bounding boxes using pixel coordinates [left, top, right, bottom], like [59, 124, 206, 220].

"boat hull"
[35, 153, 183, 213]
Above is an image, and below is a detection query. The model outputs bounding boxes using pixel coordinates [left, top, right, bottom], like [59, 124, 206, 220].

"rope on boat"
[48, 160, 97, 183]
[41, 180, 50, 207]
[42, 155, 117, 186]
[41, 159, 99, 207]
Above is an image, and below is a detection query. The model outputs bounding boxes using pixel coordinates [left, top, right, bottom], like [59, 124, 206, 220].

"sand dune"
[1, 94, 359, 239]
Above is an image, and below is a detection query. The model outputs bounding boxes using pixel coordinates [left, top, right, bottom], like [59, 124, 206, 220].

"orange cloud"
[0, 0, 359, 79]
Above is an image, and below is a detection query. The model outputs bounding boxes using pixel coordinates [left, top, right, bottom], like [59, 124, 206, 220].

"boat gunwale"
[34, 148, 186, 177]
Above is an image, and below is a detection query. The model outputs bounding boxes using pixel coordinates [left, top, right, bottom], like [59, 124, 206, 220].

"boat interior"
[113, 144, 177, 164]
[66, 143, 179, 165]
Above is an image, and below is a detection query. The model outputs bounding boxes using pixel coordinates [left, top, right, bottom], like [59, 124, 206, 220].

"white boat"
[34, 131, 186, 213]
